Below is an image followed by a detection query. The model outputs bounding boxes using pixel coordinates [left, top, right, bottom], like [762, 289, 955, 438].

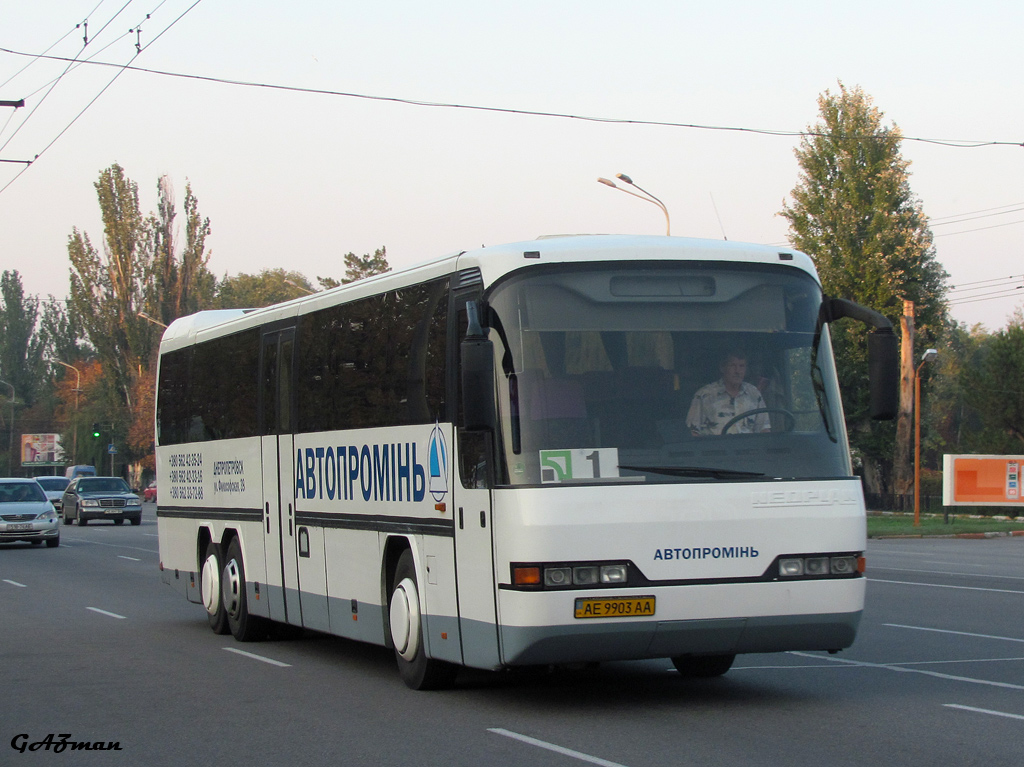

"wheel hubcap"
[201, 554, 220, 615]
[389, 578, 420, 661]
[222, 557, 242, 619]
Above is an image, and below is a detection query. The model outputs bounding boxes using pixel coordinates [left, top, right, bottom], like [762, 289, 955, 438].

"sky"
[1, 0, 1022, 330]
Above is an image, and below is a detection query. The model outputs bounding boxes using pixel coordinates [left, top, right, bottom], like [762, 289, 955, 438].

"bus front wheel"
[389, 550, 457, 690]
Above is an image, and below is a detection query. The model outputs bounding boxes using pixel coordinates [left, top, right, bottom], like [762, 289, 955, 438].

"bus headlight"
[544, 567, 573, 587]
[779, 559, 804, 577]
[572, 566, 599, 585]
[778, 554, 862, 579]
[600, 564, 628, 584]
[830, 556, 858, 575]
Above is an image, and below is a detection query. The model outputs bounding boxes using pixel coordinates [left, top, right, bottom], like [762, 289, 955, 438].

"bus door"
[260, 327, 302, 625]
[452, 448, 500, 668]
[452, 287, 501, 668]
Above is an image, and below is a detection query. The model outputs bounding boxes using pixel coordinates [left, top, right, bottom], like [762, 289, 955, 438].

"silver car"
[0, 478, 61, 547]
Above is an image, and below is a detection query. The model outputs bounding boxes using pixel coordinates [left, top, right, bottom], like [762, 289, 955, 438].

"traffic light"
[92, 423, 101, 439]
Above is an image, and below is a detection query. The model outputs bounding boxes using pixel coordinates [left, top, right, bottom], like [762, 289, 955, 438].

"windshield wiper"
[618, 465, 765, 480]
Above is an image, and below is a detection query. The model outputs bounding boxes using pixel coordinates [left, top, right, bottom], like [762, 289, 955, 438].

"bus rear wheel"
[201, 541, 229, 635]
[671, 654, 736, 678]
[223, 538, 267, 642]
[389, 550, 457, 690]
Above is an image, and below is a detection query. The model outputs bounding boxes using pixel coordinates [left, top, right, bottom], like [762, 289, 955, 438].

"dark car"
[0, 478, 61, 547]
[61, 477, 143, 526]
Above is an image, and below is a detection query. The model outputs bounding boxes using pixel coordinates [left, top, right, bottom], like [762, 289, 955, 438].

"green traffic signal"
[92, 423, 101, 439]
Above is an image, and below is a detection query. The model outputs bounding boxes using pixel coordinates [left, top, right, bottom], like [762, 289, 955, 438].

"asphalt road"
[2, 506, 1023, 766]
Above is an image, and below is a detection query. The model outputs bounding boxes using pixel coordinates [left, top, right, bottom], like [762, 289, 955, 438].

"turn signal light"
[513, 566, 541, 586]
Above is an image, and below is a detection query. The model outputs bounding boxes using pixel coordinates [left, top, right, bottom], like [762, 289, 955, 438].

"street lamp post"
[914, 348, 938, 526]
[55, 361, 82, 464]
[138, 311, 168, 328]
[0, 379, 14, 475]
[597, 174, 671, 235]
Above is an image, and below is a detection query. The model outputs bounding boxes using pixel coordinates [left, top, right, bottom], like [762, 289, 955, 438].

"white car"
[0, 478, 60, 547]
[35, 476, 70, 511]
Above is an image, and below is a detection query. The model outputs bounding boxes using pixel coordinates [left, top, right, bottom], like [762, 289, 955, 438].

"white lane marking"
[223, 647, 291, 667]
[873, 566, 1024, 582]
[86, 607, 127, 620]
[143, 533, 159, 537]
[896, 657, 1024, 667]
[869, 578, 1024, 595]
[72, 539, 158, 554]
[944, 704, 1024, 721]
[885, 624, 1024, 644]
[117, 555, 141, 561]
[789, 652, 1024, 691]
[3, 579, 27, 587]
[489, 728, 629, 767]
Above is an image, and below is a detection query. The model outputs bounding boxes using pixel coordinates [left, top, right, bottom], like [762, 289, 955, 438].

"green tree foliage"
[146, 176, 216, 326]
[68, 164, 152, 412]
[780, 84, 948, 492]
[962, 314, 1024, 450]
[0, 270, 44, 408]
[317, 246, 391, 289]
[215, 268, 316, 309]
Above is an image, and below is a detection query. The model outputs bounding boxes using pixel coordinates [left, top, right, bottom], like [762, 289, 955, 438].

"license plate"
[574, 596, 655, 619]
[7, 523, 33, 531]
[104, 509, 121, 514]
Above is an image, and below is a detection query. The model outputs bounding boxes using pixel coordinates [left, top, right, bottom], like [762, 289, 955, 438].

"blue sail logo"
[427, 424, 449, 503]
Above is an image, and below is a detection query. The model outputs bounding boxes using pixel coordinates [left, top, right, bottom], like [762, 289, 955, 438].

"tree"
[0, 270, 44, 408]
[147, 176, 216, 326]
[215, 268, 315, 309]
[962, 313, 1024, 451]
[780, 84, 948, 494]
[317, 246, 390, 289]
[68, 164, 152, 415]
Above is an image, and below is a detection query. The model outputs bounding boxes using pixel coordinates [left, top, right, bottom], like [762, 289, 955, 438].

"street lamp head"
[921, 348, 938, 364]
[596, 177, 617, 188]
[615, 173, 633, 184]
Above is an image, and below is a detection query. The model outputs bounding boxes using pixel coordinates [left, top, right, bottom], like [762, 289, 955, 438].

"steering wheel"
[720, 408, 795, 435]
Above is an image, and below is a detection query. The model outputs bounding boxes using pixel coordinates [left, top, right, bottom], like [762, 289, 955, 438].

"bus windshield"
[485, 262, 850, 485]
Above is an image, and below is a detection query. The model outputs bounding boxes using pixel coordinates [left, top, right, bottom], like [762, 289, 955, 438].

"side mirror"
[821, 296, 899, 421]
[867, 330, 899, 420]
[460, 301, 496, 431]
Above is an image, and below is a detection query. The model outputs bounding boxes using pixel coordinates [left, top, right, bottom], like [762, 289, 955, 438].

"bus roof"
[158, 234, 818, 353]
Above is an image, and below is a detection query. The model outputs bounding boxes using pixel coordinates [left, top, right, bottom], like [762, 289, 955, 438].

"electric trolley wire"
[0, 0, 206, 195]
[1, 46, 1023, 151]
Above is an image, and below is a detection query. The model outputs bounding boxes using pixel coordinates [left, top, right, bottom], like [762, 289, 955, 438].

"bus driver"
[686, 350, 770, 436]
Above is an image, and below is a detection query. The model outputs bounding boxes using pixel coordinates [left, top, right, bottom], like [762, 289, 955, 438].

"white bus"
[155, 234, 897, 689]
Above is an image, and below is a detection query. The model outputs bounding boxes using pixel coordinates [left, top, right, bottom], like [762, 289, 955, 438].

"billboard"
[20, 433, 65, 466]
[942, 455, 1024, 506]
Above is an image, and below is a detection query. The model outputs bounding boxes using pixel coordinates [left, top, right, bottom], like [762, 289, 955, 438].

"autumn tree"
[781, 84, 948, 494]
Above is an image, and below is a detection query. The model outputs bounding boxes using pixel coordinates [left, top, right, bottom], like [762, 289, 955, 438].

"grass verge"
[868, 513, 1024, 538]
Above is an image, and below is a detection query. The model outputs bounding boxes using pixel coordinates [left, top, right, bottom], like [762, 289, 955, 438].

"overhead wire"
[1, 46, 1023, 150]
[0, 0, 206, 195]
[0, 0, 139, 155]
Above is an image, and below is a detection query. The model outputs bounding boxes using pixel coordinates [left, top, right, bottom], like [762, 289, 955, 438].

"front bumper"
[0, 520, 61, 543]
[78, 507, 142, 523]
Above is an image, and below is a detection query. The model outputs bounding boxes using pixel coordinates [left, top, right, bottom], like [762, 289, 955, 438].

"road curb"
[873, 530, 1024, 540]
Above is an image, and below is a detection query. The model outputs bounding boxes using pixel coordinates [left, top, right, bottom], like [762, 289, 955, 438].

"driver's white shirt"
[686, 379, 770, 436]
